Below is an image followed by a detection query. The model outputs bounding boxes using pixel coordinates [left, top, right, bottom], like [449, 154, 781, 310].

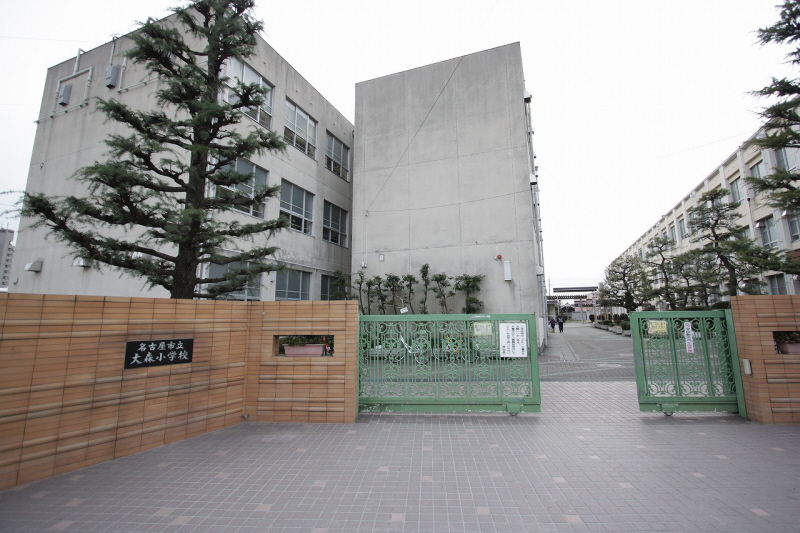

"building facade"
[11, 18, 353, 301]
[619, 131, 800, 303]
[0, 229, 14, 289]
[352, 43, 548, 344]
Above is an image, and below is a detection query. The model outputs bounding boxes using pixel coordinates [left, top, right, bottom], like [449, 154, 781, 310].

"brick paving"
[1, 325, 799, 532]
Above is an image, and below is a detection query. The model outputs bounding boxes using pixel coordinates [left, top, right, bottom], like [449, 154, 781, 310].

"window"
[226, 58, 273, 129]
[321, 274, 345, 300]
[768, 274, 787, 295]
[789, 214, 800, 242]
[730, 178, 741, 202]
[750, 161, 764, 178]
[217, 159, 268, 218]
[284, 100, 317, 158]
[776, 149, 798, 171]
[208, 261, 261, 301]
[678, 218, 687, 240]
[280, 180, 313, 234]
[323, 201, 348, 246]
[661, 230, 668, 240]
[325, 132, 350, 180]
[759, 216, 779, 249]
[669, 224, 676, 241]
[275, 269, 310, 300]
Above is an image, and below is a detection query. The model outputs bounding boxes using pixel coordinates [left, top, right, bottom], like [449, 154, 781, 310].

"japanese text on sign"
[648, 320, 667, 336]
[683, 322, 695, 354]
[124, 338, 194, 369]
[499, 322, 527, 358]
[473, 322, 493, 336]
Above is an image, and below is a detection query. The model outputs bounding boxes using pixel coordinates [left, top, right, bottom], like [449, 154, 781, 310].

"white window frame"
[225, 58, 273, 129]
[776, 149, 798, 172]
[768, 273, 787, 295]
[669, 224, 676, 241]
[275, 269, 311, 301]
[759, 216, 779, 249]
[678, 218, 687, 240]
[284, 100, 317, 159]
[730, 178, 741, 203]
[280, 180, 313, 235]
[216, 159, 268, 219]
[207, 260, 261, 301]
[323, 201, 348, 247]
[789, 214, 800, 242]
[325, 132, 350, 181]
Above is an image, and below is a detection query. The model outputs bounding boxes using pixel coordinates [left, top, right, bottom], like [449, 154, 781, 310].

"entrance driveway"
[1, 325, 799, 532]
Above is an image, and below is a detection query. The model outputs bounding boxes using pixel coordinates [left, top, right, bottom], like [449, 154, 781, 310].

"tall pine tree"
[22, 0, 286, 299]
[748, 0, 800, 210]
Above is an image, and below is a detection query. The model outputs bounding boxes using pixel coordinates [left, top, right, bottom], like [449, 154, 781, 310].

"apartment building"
[353, 43, 548, 344]
[11, 16, 353, 301]
[0, 229, 13, 289]
[620, 130, 800, 303]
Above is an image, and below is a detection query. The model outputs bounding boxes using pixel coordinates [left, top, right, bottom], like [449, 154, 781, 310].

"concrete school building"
[10, 14, 547, 339]
[352, 42, 548, 343]
[619, 130, 800, 304]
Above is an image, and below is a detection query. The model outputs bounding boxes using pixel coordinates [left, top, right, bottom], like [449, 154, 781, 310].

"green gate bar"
[631, 310, 746, 417]
[359, 314, 540, 414]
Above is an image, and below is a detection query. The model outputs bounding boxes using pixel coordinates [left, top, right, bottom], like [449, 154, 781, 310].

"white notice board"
[499, 322, 528, 358]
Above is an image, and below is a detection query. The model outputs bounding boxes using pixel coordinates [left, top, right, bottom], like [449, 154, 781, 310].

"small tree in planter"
[370, 275, 388, 314]
[384, 273, 402, 314]
[353, 270, 367, 315]
[402, 274, 418, 314]
[774, 331, 800, 354]
[431, 273, 454, 314]
[419, 264, 432, 314]
[280, 335, 334, 356]
[454, 274, 484, 314]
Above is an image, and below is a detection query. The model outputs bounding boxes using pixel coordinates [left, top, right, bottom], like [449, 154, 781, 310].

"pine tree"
[687, 189, 779, 296]
[21, 1, 286, 299]
[644, 235, 678, 310]
[598, 255, 651, 313]
[748, 0, 800, 210]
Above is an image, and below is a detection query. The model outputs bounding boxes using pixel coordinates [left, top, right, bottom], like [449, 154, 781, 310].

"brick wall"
[0, 294, 358, 490]
[730, 295, 800, 424]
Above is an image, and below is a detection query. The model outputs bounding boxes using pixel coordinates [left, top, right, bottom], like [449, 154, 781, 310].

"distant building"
[617, 129, 800, 304]
[0, 229, 14, 288]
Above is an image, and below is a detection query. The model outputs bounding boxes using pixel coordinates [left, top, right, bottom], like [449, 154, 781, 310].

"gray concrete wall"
[12, 15, 353, 301]
[353, 43, 546, 344]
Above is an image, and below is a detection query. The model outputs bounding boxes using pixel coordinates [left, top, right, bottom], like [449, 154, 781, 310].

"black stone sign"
[124, 338, 194, 369]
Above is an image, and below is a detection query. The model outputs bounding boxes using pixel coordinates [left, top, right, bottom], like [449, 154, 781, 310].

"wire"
[365, 57, 463, 212]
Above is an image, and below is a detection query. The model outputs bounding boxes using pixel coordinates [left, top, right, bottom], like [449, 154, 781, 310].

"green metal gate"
[631, 310, 746, 416]
[359, 314, 540, 414]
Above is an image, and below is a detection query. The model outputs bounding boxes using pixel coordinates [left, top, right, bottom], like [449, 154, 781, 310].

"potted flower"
[280, 335, 333, 356]
[774, 331, 800, 354]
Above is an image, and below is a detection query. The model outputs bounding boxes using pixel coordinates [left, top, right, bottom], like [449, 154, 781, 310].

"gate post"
[724, 309, 747, 419]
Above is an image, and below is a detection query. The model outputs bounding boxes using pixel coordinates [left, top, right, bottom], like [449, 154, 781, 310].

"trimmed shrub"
[711, 301, 731, 310]
[620, 321, 630, 331]
[589, 314, 595, 323]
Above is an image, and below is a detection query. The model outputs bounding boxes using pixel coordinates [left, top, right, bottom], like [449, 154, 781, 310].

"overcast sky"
[0, 0, 794, 293]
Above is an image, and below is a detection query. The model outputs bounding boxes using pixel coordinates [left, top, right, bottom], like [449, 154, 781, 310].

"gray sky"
[0, 0, 793, 292]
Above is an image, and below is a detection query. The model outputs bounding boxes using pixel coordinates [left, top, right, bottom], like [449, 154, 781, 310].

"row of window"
[218, 159, 349, 246]
[211, 264, 343, 302]
[225, 59, 350, 180]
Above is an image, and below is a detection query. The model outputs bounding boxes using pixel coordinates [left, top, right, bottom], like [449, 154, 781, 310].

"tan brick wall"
[0, 294, 359, 490]
[730, 295, 800, 424]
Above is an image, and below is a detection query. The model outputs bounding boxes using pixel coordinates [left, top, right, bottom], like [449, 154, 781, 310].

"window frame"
[279, 180, 314, 235]
[325, 132, 350, 181]
[225, 58, 273, 130]
[216, 159, 268, 219]
[768, 273, 788, 295]
[275, 269, 311, 301]
[730, 178, 741, 203]
[789, 213, 800, 242]
[207, 260, 262, 301]
[284, 100, 317, 159]
[678, 218, 687, 240]
[322, 201, 348, 247]
[776, 149, 798, 172]
[759, 216, 779, 249]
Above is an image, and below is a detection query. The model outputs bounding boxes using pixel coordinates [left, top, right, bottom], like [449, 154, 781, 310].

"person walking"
[557, 316, 564, 333]
[549, 318, 556, 332]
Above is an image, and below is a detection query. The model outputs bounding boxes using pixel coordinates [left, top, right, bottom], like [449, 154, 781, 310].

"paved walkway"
[1, 326, 799, 532]
[541, 323, 635, 381]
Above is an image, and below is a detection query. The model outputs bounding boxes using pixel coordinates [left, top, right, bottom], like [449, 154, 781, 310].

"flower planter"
[776, 341, 800, 355]
[284, 344, 326, 356]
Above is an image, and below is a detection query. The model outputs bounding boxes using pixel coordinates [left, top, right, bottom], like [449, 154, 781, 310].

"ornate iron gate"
[359, 314, 540, 414]
[631, 310, 746, 416]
